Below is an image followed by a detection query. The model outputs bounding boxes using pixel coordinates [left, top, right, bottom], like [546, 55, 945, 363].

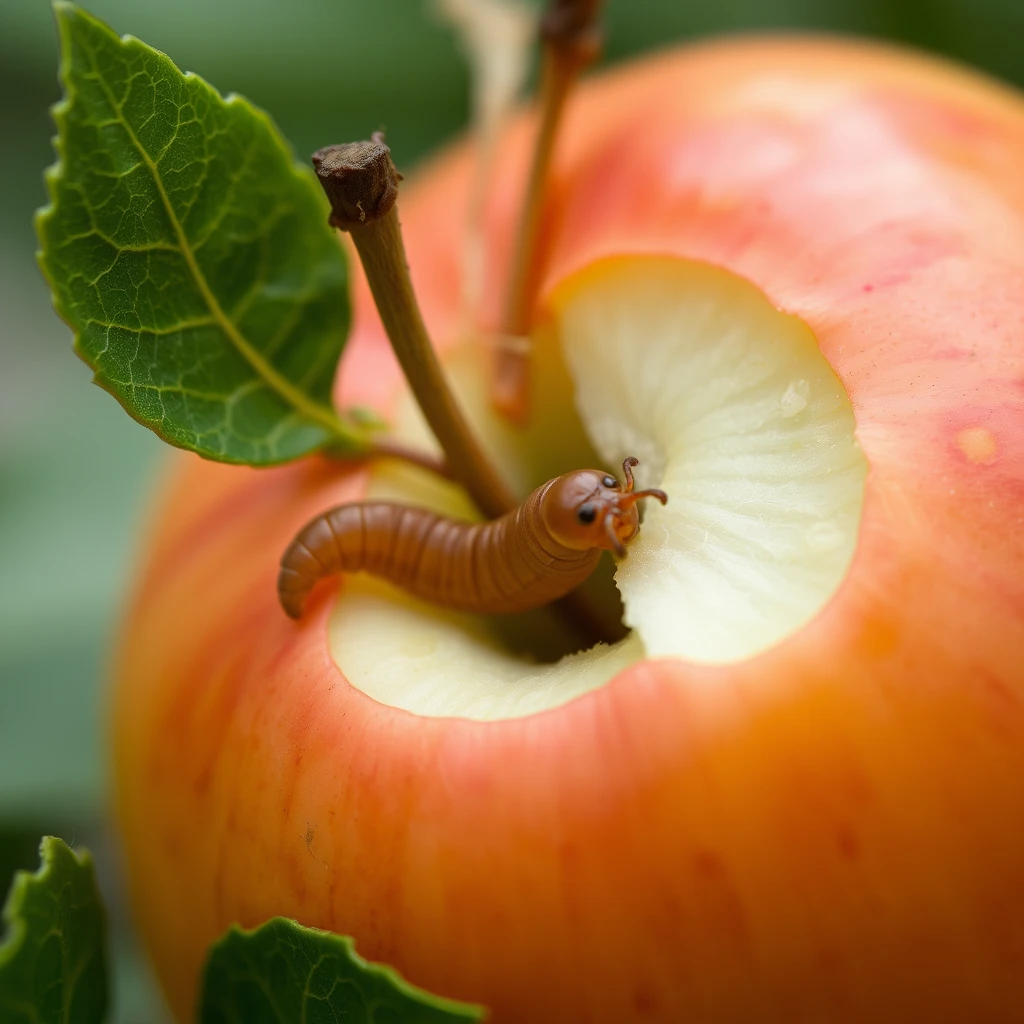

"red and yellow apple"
[113, 37, 1024, 1022]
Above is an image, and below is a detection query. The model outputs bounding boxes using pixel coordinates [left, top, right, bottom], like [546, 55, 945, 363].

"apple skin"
[113, 38, 1024, 1022]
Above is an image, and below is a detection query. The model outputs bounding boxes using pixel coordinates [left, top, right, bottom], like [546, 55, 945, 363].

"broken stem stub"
[540, 0, 604, 65]
[313, 137, 402, 228]
[313, 137, 516, 521]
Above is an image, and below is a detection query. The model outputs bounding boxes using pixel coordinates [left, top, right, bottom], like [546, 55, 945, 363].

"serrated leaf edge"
[2, 838, 85, 964]
[0, 836, 106, 1021]
[35, 1, 362, 464]
[207, 917, 488, 1021]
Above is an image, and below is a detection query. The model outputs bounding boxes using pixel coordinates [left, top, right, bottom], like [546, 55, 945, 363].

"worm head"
[541, 457, 668, 557]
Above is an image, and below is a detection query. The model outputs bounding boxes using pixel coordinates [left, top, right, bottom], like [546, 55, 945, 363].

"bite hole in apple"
[328, 256, 868, 720]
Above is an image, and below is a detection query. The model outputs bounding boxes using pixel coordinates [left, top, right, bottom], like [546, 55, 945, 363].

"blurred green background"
[1, 0, 1022, 1019]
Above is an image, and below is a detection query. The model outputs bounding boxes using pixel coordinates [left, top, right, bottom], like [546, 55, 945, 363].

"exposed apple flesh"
[332, 257, 866, 717]
[113, 37, 1024, 1023]
[558, 258, 867, 661]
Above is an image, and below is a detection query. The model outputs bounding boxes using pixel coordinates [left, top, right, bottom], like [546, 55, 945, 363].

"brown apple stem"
[314, 137, 517, 520]
[314, 136, 615, 648]
[492, 0, 605, 425]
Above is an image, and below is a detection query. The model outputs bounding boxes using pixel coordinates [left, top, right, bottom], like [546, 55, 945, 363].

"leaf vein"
[84, 43, 342, 439]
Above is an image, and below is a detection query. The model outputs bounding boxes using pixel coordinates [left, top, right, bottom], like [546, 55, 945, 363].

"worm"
[278, 456, 667, 619]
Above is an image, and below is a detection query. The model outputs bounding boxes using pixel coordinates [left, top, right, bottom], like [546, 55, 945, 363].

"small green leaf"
[200, 917, 486, 1023]
[0, 836, 109, 1024]
[38, 2, 358, 465]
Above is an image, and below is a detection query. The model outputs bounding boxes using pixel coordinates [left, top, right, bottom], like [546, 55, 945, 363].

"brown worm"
[278, 456, 667, 619]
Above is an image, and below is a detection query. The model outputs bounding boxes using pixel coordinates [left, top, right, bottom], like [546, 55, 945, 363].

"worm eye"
[576, 503, 597, 525]
[602, 476, 617, 488]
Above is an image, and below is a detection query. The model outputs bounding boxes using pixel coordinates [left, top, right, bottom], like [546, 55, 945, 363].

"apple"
[113, 36, 1024, 1022]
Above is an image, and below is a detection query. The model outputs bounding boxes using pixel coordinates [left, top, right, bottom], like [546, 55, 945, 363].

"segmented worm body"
[278, 457, 667, 619]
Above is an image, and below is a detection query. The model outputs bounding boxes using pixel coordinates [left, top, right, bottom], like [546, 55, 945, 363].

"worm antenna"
[634, 487, 669, 505]
[617, 487, 669, 510]
[621, 456, 640, 491]
[605, 514, 627, 557]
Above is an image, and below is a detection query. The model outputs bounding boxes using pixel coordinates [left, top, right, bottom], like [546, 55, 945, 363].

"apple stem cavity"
[313, 136, 518, 521]
[492, 0, 605, 425]
[313, 134, 616, 650]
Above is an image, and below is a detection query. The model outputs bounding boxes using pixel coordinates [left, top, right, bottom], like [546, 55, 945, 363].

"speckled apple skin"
[113, 38, 1024, 1023]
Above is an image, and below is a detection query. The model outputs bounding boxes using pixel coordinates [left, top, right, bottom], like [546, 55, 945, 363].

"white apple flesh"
[331, 257, 866, 717]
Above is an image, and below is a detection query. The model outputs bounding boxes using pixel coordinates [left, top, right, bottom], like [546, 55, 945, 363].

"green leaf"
[0, 836, 109, 1024]
[37, 2, 358, 465]
[200, 917, 486, 1023]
